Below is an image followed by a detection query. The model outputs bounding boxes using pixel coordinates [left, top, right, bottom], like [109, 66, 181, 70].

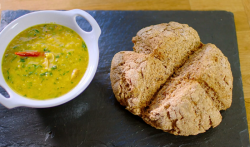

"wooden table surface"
[1, 0, 250, 139]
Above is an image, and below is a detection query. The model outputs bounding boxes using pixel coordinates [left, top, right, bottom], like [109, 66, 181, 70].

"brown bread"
[110, 51, 167, 115]
[143, 80, 222, 136]
[132, 22, 202, 78]
[110, 22, 233, 136]
[143, 44, 232, 136]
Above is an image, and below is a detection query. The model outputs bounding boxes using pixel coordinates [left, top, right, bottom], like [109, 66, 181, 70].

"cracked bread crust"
[110, 51, 168, 115]
[132, 22, 202, 71]
[142, 44, 232, 136]
[175, 43, 233, 110]
[143, 80, 222, 136]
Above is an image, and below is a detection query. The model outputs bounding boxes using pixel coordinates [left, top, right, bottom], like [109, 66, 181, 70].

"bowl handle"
[66, 9, 101, 40]
[0, 91, 18, 109]
[0, 79, 19, 108]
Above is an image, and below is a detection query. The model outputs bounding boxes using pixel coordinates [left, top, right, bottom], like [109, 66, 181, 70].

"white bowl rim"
[0, 9, 101, 109]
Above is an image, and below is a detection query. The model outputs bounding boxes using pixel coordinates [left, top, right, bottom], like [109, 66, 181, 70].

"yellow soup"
[2, 24, 89, 100]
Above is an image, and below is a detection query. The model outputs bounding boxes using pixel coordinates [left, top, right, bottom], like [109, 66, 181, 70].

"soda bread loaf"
[110, 22, 233, 136]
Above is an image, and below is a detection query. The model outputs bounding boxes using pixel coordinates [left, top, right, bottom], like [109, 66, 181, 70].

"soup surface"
[2, 24, 89, 100]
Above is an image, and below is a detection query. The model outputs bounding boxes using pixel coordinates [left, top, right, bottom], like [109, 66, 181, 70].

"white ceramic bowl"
[0, 9, 101, 108]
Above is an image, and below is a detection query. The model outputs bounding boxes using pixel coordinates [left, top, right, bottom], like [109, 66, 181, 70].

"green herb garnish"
[40, 72, 47, 76]
[43, 48, 51, 52]
[13, 46, 18, 49]
[82, 41, 87, 51]
[51, 65, 57, 70]
[20, 58, 25, 62]
[63, 71, 69, 75]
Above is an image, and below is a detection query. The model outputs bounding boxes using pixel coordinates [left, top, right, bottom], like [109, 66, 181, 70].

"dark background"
[0, 10, 249, 147]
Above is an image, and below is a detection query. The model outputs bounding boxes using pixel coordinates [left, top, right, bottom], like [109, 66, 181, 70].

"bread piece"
[142, 43, 232, 136]
[110, 51, 168, 115]
[143, 80, 222, 136]
[132, 22, 202, 78]
[175, 43, 233, 110]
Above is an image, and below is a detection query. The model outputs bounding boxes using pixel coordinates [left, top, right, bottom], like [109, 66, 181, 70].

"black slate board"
[0, 10, 249, 147]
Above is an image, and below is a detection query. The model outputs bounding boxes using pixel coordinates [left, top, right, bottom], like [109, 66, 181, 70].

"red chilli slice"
[15, 51, 42, 57]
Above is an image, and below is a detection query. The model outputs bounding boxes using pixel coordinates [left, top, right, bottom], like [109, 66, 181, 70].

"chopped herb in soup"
[2, 24, 89, 100]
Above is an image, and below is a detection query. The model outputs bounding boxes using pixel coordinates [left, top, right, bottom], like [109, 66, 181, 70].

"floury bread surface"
[132, 22, 202, 78]
[143, 80, 222, 136]
[110, 22, 233, 136]
[143, 44, 232, 136]
[110, 51, 168, 115]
